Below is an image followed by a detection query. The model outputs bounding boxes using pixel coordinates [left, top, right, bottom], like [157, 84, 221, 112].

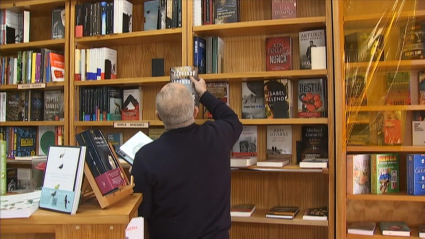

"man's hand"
[190, 76, 207, 97]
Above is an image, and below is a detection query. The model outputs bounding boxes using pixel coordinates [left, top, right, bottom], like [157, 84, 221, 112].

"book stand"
[81, 144, 135, 209]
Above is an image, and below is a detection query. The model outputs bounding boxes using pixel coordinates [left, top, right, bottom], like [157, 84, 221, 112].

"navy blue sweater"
[131, 91, 243, 239]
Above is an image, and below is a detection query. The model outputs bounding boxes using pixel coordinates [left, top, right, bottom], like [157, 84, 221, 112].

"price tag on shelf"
[113, 122, 149, 128]
[17, 83, 46, 89]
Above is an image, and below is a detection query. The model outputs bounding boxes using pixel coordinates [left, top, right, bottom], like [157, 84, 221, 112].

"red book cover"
[266, 37, 292, 71]
[384, 111, 403, 145]
[272, 0, 297, 19]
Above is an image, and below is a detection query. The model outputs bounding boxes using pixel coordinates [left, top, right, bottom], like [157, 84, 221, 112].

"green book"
[370, 154, 400, 194]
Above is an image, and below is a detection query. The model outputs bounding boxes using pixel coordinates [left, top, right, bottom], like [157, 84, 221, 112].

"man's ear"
[155, 111, 162, 121]
[193, 106, 199, 118]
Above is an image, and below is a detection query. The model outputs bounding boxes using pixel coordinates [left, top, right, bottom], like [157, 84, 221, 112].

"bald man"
[131, 77, 242, 239]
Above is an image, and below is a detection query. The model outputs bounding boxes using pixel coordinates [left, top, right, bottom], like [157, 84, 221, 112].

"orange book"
[49, 52, 65, 82]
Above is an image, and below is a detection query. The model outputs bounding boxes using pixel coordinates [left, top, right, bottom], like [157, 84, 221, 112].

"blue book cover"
[15, 127, 37, 157]
[144, 0, 159, 31]
[194, 36, 206, 74]
[407, 154, 425, 195]
[39, 146, 86, 214]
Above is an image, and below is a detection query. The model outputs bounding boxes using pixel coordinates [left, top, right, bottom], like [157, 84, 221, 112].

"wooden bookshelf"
[0, 0, 70, 149]
[333, 1, 425, 239]
[187, 0, 335, 238]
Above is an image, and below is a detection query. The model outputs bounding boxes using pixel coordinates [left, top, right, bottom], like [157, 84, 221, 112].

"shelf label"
[18, 83, 46, 89]
[113, 122, 149, 128]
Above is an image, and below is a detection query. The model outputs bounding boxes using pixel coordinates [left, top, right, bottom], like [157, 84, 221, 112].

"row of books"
[231, 204, 328, 221]
[347, 153, 425, 196]
[193, 36, 224, 74]
[242, 78, 327, 119]
[74, 47, 117, 81]
[0, 49, 65, 85]
[0, 8, 65, 45]
[348, 110, 425, 146]
[0, 126, 64, 159]
[346, 71, 425, 106]
[231, 125, 328, 168]
[0, 90, 64, 122]
[78, 86, 141, 122]
[348, 221, 425, 237]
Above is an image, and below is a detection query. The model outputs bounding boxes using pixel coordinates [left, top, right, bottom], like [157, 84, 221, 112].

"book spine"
[407, 154, 414, 195]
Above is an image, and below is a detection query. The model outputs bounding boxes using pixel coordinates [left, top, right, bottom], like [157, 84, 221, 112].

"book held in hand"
[0, 190, 41, 219]
[347, 221, 376, 236]
[230, 204, 256, 217]
[116, 131, 153, 165]
[39, 146, 86, 214]
[379, 222, 410, 237]
[265, 206, 299, 219]
[302, 206, 328, 221]
[170, 66, 199, 107]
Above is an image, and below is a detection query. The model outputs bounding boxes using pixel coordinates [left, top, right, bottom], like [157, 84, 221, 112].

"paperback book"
[266, 125, 292, 160]
[116, 131, 153, 165]
[230, 204, 256, 217]
[407, 154, 425, 196]
[39, 146, 86, 214]
[346, 154, 370, 194]
[266, 206, 299, 219]
[170, 66, 199, 107]
[272, 0, 296, 19]
[232, 126, 258, 157]
[299, 29, 326, 69]
[347, 221, 376, 236]
[0, 190, 41, 218]
[264, 79, 293, 119]
[298, 78, 327, 118]
[302, 206, 328, 221]
[370, 154, 399, 194]
[412, 111, 425, 146]
[241, 81, 265, 119]
[266, 37, 292, 71]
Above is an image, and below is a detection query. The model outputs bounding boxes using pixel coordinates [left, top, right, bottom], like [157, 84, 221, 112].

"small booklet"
[116, 131, 153, 165]
[303, 206, 328, 221]
[0, 190, 41, 219]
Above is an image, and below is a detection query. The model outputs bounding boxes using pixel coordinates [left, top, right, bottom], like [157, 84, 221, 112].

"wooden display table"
[0, 193, 143, 239]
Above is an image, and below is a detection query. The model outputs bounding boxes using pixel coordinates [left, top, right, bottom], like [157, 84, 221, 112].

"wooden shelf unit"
[0, 0, 71, 148]
[187, 0, 335, 238]
[333, 1, 425, 239]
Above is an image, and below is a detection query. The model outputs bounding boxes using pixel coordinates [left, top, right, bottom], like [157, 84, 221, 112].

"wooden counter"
[0, 193, 143, 239]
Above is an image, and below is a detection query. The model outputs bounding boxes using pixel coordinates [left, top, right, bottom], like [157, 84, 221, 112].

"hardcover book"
[370, 154, 399, 194]
[302, 206, 328, 221]
[347, 221, 376, 236]
[264, 79, 293, 118]
[346, 154, 370, 194]
[297, 78, 327, 118]
[241, 81, 265, 119]
[214, 0, 238, 24]
[272, 0, 296, 19]
[385, 72, 411, 105]
[266, 125, 292, 160]
[299, 29, 326, 69]
[122, 87, 142, 121]
[412, 111, 425, 145]
[51, 8, 65, 39]
[6, 91, 27, 121]
[44, 90, 64, 121]
[116, 131, 153, 165]
[420, 71, 425, 105]
[30, 90, 44, 121]
[266, 37, 292, 71]
[230, 204, 256, 217]
[204, 82, 229, 119]
[266, 206, 299, 219]
[39, 146, 86, 214]
[379, 222, 410, 237]
[301, 125, 328, 160]
[15, 127, 37, 157]
[232, 126, 258, 157]
[407, 154, 425, 196]
[170, 66, 199, 107]
[383, 110, 403, 145]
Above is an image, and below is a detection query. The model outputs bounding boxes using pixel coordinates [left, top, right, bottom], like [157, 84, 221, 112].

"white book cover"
[412, 111, 425, 146]
[0, 190, 41, 219]
[81, 49, 86, 81]
[0, 92, 6, 122]
[117, 131, 153, 165]
[266, 125, 292, 157]
[311, 46, 327, 69]
[5, 10, 19, 44]
[232, 125, 258, 157]
[126, 217, 144, 239]
[193, 0, 202, 26]
[39, 146, 86, 214]
[347, 221, 376, 235]
[23, 10, 30, 43]
[241, 81, 265, 119]
[122, 87, 142, 120]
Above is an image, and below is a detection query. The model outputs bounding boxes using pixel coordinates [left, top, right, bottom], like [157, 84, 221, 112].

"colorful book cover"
[144, 0, 159, 31]
[266, 125, 292, 160]
[122, 87, 142, 121]
[370, 154, 399, 194]
[301, 125, 328, 160]
[272, 0, 296, 19]
[107, 86, 122, 121]
[6, 91, 27, 121]
[299, 29, 326, 69]
[266, 37, 292, 71]
[15, 127, 37, 157]
[412, 111, 425, 146]
[49, 52, 65, 82]
[302, 206, 328, 220]
[30, 90, 44, 121]
[232, 126, 258, 157]
[39, 146, 86, 214]
[170, 66, 199, 107]
[383, 110, 403, 145]
[385, 72, 411, 105]
[297, 78, 327, 118]
[419, 71, 425, 105]
[241, 81, 265, 119]
[346, 154, 370, 194]
[214, 0, 238, 24]
[264, 79, 293, 118]
[204, 82, 229, 119]
[407, 154, 425, 196]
